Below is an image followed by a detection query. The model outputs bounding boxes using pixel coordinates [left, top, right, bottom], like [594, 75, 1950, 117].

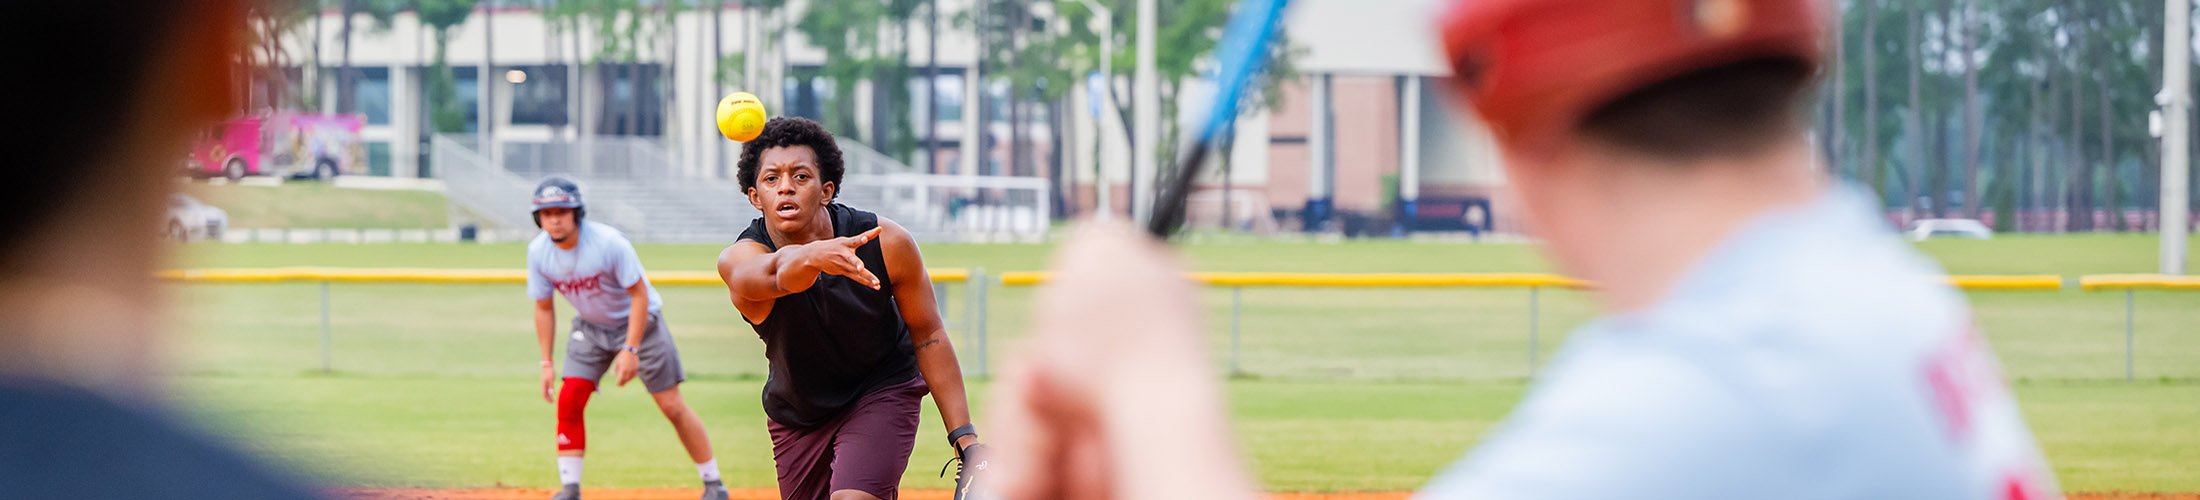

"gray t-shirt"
[528, 221, 662, 329]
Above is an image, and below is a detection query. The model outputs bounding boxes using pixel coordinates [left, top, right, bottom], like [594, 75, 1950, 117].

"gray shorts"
[563, 311, 686, 394]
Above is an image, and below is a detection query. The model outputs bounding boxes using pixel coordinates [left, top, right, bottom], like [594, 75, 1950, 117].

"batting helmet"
[530, 176, 586, 228]
[1436, 0, 1826, 157]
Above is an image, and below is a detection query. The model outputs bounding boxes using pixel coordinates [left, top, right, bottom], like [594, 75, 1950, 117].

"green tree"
[337, 0, 404, 115]
[792, 0, 922, 161]
[547, 0, 660, 136]
[248, 0, 321, 111]
[420, 0, 480, 133]
[1830, 0, 2173, 231]
[1028, 0, 1298, 215]
[1073, 0, 1293, 163]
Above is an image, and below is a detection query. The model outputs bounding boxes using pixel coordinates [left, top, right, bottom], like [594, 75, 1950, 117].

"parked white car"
[1908, 218, 1992, 242]
[166, 194, 228, 241]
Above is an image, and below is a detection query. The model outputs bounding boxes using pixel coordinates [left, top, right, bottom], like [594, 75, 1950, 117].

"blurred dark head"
[0, 0, 245, 386]
[1577, 57, 1816, 162]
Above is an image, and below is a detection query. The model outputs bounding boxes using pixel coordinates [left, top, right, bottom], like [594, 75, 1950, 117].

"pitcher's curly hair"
[737, 117, 845, 199]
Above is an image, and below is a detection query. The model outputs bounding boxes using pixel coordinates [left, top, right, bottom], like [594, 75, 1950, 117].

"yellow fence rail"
[160, 267, 2057, 291]
[1000, 272, 2065, 375]
[999, 271, 1591, 288]
[1945, 275, 2066, 290]
[159, 267, 972, 284]
[2078, 274, 2200, 291]
[159, 266, 976, 374]
[2074, 274, 2200, 382]
[1001, 271, 2063, 291]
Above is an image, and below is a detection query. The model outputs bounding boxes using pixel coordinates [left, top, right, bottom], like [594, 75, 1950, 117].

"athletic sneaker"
[700, 480, 729, 500]
[549, 484, 580, 500]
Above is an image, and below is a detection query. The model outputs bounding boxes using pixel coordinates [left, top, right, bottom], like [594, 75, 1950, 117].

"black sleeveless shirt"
[738, 203, 920, 428]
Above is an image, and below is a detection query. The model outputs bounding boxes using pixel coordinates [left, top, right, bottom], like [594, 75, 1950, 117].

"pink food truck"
[187, 112, 366, 181]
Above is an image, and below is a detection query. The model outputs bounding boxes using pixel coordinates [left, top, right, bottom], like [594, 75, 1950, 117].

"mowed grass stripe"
[170, 235, 2200, 492]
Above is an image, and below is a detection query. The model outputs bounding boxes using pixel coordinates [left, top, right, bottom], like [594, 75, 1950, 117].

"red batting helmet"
[1436, 0, 1827, 156]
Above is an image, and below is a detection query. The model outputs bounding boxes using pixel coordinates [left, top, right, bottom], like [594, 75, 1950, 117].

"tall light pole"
[927, 0, 940, 174]
[2165, 0, 2191, 275]
[962, 0, 984, 178]
[1074, 0, 1115, 218]
[1133, 0, 1158, 225]
[483, 0, 496, 167]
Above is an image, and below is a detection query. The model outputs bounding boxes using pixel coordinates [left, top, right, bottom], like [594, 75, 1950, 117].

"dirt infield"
[333, 488, 2192, 500]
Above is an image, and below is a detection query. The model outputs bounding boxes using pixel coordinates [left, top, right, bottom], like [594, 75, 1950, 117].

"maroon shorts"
[767, 376, 928, 500]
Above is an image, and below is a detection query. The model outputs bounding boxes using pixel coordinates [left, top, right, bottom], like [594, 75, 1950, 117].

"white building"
[270, 0, 1510, 233]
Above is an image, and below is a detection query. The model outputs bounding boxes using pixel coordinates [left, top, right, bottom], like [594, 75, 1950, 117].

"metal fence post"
[320, 280, 332, 374]
[1229, 286, 1243, 377]
[973, 268, 989, 379]
[963, 271, 979, 350]
[934, 281, 948, 318]
[2125, 288, 2135, 383]
[1528, 285, 1540, 377]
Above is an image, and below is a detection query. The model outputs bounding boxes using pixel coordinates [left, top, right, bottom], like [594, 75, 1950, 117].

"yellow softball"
[716, 92, 767, 142]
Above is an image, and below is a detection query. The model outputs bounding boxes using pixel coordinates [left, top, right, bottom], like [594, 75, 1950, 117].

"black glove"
[941, 442, 992, 500]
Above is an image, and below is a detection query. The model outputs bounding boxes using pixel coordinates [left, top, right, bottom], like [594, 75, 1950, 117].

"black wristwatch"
[948, 424, 979, 453]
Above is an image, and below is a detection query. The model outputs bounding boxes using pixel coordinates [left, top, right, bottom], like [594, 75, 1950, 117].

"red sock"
[556, 377, 595, 451]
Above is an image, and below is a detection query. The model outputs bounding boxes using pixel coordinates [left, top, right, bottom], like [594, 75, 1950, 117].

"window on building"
[455, 66, 480, 133]
[351, 66, 392, 125]
[284, 67, 306, 108]
[416, 66, 480, 133]
[986, 79, 1011, 123]
[595, 64, 663, 136]
[907, 70, 966, 127]
[367, 141, 392, 176]
[250, 67, 311, 111]
[784, 66, 827, 122]
[508, 65, 569, 126]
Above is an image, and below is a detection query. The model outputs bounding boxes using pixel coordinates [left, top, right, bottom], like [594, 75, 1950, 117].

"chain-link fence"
[168, 270, 2200, 382]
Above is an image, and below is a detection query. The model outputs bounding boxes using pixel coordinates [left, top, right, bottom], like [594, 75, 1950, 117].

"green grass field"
[167, 234, 2200, 492]
[185, 182, 450, 229]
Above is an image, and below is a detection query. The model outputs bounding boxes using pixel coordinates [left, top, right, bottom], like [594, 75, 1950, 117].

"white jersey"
[1416, 186, 2058, 500]
[527, 221, 663, 329]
